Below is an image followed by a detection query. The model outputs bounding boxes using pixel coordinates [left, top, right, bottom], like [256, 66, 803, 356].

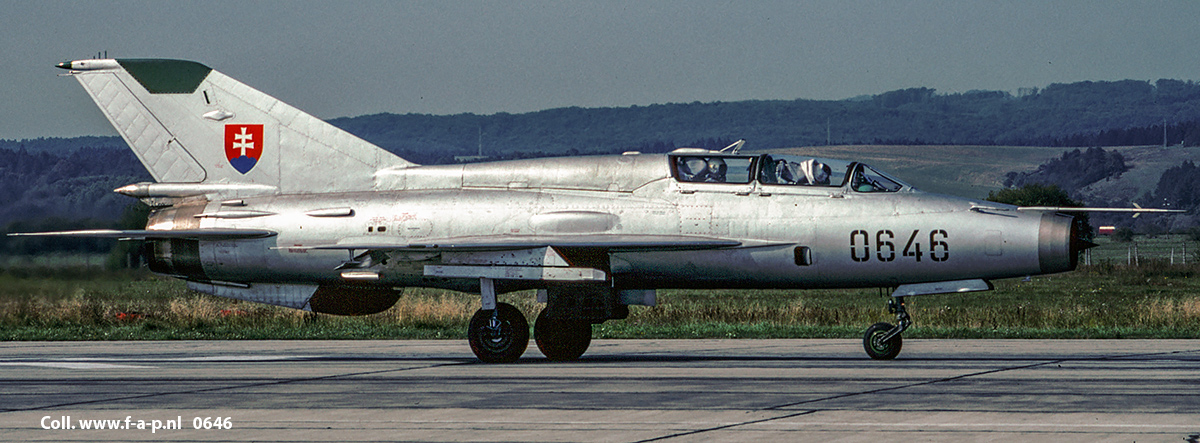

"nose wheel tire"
[534, 309, 592, 361]
[468, 303, 529, 363]
[863, 322, 902, 360]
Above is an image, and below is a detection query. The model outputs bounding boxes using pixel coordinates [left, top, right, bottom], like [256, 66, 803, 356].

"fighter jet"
[20, 58, 1180, 362]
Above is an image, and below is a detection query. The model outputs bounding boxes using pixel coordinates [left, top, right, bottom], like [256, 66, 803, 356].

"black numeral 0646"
[851, 229, 948, 263]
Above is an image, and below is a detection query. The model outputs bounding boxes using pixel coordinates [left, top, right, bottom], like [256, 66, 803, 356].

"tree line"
[325, 78, 1200, 164]
[1003, 147, 1129, 191]
[0, 145, 149, 256]
[997, 147, 1200, 233]
[3, 77, 1200, 253]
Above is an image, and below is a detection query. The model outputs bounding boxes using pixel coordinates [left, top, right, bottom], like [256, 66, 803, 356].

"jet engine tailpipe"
[147, 238, 207, 280]
[1038, 212, 1096, 274]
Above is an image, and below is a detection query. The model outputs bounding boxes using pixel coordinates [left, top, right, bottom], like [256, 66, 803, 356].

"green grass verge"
[2, 257, 1199, 340]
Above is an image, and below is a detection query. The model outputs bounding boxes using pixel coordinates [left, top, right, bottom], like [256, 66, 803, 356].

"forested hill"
[0, 147, 149, 224]
[326, 79, 1200, 164]
[3, 78, 1200, 228]
[5, 78, 1200, 163]
[0, 136, 126, 153]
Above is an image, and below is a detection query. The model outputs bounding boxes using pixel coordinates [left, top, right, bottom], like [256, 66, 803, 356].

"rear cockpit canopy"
[669, 151, 912, 192]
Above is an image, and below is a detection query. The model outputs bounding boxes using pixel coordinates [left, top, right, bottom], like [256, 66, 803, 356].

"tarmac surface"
[0, 339, 1197, 442]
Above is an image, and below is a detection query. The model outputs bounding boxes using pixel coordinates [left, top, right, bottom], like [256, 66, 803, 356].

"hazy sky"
[2, 0, 1198, 139]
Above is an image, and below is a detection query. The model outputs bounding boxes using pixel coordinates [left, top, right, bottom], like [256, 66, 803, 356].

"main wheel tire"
[863, 322, 902, 360]
[467, 303, 529, 363]
[534, 309, 592, 361]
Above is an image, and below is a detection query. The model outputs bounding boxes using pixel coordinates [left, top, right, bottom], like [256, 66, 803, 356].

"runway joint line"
[1, 360, 475, 413]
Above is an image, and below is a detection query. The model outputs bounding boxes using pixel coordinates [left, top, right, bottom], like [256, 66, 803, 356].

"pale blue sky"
[2, 0, 1198, 139]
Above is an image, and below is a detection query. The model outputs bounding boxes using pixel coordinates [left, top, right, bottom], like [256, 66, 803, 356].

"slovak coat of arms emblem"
[225, 124, 264, 174]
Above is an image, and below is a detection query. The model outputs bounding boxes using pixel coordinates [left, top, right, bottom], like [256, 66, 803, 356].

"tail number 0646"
[851, 229, 948, 263]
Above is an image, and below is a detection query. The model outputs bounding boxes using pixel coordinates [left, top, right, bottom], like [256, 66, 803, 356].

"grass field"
[2, 237, 1199, 341]
[1085, 235, 1198, 265]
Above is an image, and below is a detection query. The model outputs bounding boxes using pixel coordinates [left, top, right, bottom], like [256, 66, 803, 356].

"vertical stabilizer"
[59, 59, 415, 194]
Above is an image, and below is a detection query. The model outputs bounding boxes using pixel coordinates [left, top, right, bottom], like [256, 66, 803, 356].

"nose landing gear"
[863, 296, 910, 360]
[861, 280, 993, 360]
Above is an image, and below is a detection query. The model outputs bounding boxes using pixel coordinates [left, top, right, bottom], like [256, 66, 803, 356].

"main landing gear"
[534, 309, 592, 361]
[465, 303, 593, 363]
[466, 278, 529, 363]
[467, 302, 528, 363]
[464, 278, 599, 363]
[863, 296, 911, 360]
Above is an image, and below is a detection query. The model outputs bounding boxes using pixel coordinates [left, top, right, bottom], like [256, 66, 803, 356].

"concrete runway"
[0, 339, 1197, 442]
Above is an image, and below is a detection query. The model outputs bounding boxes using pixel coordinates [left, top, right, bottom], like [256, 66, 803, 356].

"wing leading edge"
[7, 229, 277, 241]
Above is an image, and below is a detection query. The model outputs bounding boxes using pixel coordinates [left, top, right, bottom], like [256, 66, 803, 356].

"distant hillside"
[760, 144, 1200, 205]
[3, 78, 1200, 230]
[764, 145, 1071, 198]
[326, 79, 1200, 164]
[0, 136, 124, 153]
[0, 147, 149, 225]
[1078, 146, 1200, 229]
[9, 78, 1200, 162]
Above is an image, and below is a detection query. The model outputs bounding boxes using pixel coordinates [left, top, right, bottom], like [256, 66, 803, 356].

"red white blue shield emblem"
[225, 124, 263, 174]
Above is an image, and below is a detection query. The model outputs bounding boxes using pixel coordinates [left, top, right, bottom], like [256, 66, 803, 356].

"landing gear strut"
[466, 278, 529, 363]
[863, 296, 911, 360]
[467, 303, 529, 363]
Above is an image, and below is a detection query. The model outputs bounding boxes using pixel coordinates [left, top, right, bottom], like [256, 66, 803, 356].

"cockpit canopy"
[671, 152, 909, 192]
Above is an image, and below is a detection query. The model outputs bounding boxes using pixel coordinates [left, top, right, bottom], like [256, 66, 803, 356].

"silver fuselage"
[148, 153, 1073, 294]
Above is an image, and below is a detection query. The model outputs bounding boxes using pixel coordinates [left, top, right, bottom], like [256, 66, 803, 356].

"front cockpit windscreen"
[849, 163, 906, 192]
[758, 155, 850, 187]
[674, 156, 756, 184]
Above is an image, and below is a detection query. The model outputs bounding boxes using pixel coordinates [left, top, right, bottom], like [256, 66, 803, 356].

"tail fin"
[58, 58, 415, 194]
